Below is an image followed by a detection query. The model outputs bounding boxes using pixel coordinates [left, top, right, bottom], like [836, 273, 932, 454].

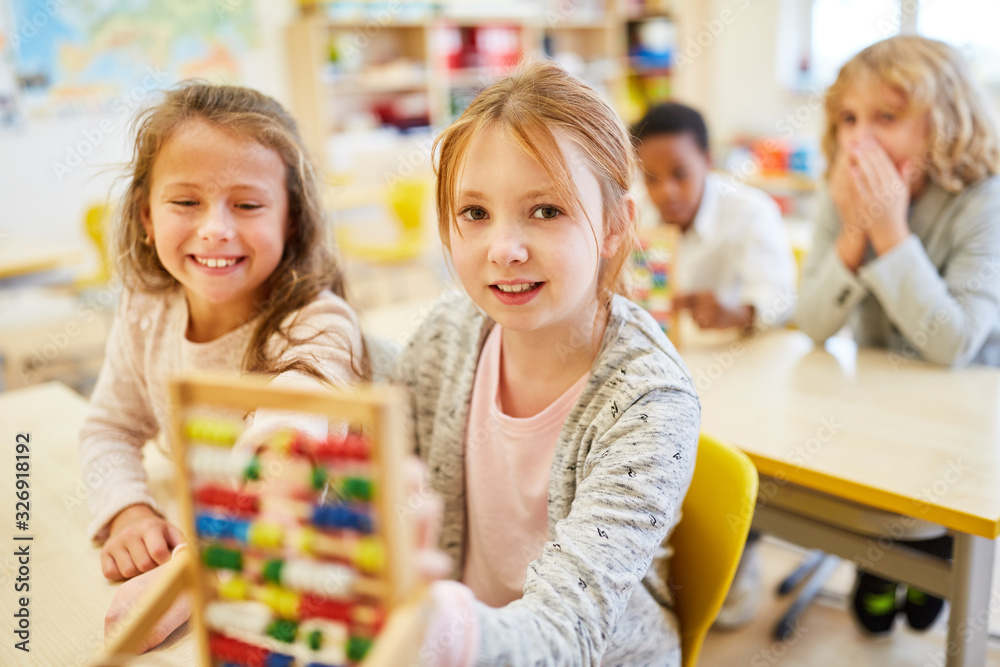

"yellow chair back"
[671, 433, 759, 667]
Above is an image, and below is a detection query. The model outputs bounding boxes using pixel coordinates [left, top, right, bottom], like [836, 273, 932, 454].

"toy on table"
[94, 372, 426, 667]
[630, 225, 679, 345]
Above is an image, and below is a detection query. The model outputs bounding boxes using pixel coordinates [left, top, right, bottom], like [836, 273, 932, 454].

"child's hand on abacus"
[101, 504, 186, 581]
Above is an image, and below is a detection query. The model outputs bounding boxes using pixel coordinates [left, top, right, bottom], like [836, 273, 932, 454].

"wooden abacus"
[94, 372, 428, 667]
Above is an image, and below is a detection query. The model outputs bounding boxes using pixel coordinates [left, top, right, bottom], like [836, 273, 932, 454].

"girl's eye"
[531, 205, 561, 220]
[459, 207, 488, 221]
[878, 111, 896, 123]
[236, 203, 263, 211]
[840, 113, 856, 126]
[170, 200, 198, 207]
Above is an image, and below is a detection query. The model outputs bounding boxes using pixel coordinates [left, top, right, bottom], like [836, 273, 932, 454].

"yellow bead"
[259, 584, 300, 619]
[298, 527, 317, 555]
[218, 577, 248, 600]
[354, 538, 384, 574]
[248, 522, 284, 549]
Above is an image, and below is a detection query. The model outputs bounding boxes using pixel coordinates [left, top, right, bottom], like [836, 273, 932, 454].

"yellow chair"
[671, 433, 759, 667]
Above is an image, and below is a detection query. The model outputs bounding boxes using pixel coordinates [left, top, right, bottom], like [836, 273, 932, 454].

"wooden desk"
[0, 235, 84, 280]
[681, 329, 1000, 667]
[0, 382, 195, 666]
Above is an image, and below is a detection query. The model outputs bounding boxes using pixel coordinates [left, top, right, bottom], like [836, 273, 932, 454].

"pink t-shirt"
[462, 324, 589, 607]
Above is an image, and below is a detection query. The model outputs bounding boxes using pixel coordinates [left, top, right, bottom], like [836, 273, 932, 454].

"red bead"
[299, 593, 353, 623]
[195, 484, 260, 515]
[209, 633, 269, 667]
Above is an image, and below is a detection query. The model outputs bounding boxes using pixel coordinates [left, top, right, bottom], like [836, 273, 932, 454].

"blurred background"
[0, 0, 996, 395]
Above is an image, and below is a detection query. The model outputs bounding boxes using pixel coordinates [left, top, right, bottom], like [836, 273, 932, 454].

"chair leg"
[777, 550, 826, 596]
[773, 554, 840, 641]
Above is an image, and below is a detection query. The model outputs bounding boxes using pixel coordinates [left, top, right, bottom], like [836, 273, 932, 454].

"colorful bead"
[346, 635, 373, 662]
[203, 545, 243, 571]
[248, 521, 285, 549]
[354, 538, 384, 574]
[266, 619, 298, 643]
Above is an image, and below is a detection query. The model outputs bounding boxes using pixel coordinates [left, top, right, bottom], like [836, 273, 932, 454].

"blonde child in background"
[796, 36, 1000, 634]
[79, 83, 367, 645]
[394, 60, 700, 666]
[633, 102, 797, 333]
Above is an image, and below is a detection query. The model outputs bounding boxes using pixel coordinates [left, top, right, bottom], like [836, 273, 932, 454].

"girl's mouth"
[191, 255, 244, 269]
[491, 282, 543, 304]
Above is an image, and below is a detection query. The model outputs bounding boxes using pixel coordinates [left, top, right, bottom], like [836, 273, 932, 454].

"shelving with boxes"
[285, 0, 681, 171]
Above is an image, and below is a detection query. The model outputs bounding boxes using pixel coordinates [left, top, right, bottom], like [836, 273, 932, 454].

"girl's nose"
[198, 206, 236, 243]
[487, 219, 528, 266]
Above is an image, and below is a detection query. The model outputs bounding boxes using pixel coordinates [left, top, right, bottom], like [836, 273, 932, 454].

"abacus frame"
[92, 372, 425, 666]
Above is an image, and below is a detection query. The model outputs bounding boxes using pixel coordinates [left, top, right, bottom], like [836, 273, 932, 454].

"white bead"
[282, 558, 356, 598]
[204, 600, 272, 635]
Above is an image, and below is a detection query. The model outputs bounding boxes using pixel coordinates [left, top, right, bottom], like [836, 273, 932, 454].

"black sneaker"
[851, 572, 899, 634]
[903, 587, 945, 630]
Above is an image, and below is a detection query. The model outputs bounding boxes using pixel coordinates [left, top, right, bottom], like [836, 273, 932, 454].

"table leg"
[946, 533, 995, 667]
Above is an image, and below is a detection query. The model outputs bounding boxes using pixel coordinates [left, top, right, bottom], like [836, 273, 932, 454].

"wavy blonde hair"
[433, 59, 638, 322]
[115, 82, 367, 381]
[823, 35, 1000, 193]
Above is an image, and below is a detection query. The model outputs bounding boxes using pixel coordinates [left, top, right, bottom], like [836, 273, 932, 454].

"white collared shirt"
[638, 172, 797, 329]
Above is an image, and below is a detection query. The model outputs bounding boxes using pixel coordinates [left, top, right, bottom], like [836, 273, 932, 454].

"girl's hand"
[674, 292, 753, 331]
[101, 505, 186, 581]
[406, 456, 451, 582]
[846, 139, 911, 255]
[104, 544, 192, 654]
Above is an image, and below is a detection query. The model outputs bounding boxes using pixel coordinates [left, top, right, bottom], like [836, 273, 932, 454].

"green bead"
[346, 636, 373, 662]
[202, 545, 242, 571]
[262, 559, 284, 584]
[343, 476, 373, 502]
[311, 467, 327, 491]
[266, 618, 298, 643]
[245, 457, 261, 480]
[307, 629, 322, 650]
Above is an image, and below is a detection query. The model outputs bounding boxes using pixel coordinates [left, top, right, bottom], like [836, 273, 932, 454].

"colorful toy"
[630, 225, 679, 344]
[94, 373, 426, 667]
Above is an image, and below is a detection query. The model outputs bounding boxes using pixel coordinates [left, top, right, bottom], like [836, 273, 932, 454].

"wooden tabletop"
[0, 235, 85, 280]
[679, 329, 1000, 540]
[0, 382, 195, 666]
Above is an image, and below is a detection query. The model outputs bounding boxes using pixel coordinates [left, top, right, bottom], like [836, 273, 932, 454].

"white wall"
[671, 0, 824, 152]
[0, 1, 295, 260]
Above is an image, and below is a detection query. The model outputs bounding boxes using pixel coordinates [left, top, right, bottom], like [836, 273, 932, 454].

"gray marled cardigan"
[393, 293, 701, 666]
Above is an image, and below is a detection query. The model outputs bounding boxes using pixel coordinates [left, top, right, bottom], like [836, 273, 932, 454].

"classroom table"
[0, 382, 196, 666]
[680, 328, 1000, 667]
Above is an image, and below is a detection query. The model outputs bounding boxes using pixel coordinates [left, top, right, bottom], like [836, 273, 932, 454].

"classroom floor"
[700, 536, 1000, 666]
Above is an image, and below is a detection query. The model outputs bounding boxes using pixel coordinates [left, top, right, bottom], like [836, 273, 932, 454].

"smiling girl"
[79, 83, 366, 583]
[394, 60, 700, 666]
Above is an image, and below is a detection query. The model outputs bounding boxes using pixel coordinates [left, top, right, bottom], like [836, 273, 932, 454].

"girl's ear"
[140, 204, 154, 243]
[600, 193, 636, 258]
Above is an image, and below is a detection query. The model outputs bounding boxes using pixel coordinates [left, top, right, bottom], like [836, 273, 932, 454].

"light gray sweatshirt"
[795, 178, 1000, 367]
[393, 292, 701, 666]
